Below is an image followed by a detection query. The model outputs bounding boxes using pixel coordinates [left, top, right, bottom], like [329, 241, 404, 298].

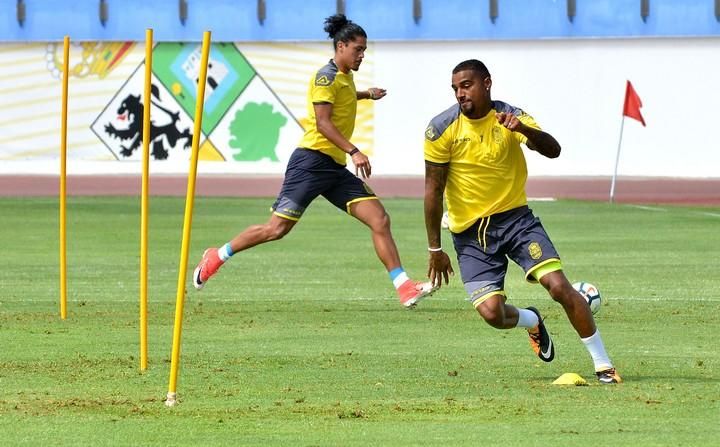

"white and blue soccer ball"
[573, 281, 602, 315]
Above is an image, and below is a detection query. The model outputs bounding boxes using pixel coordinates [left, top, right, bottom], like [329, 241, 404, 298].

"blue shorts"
[451, 206, 562, 307]
[271, 148, 377, 220]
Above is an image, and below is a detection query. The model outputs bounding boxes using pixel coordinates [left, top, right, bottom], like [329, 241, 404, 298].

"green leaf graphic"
[228, 102, 287, 162]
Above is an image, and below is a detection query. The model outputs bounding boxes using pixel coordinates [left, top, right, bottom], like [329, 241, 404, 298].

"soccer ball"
[573, 281, 601, 315]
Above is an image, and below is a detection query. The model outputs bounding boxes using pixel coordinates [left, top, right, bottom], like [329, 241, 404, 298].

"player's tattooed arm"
[521, 127, 561, 159]
[424, 161, 454, 287]
[424, 161, 449, 251]
[496, 112, 561, 159]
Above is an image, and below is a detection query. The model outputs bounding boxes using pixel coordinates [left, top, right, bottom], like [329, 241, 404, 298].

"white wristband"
[368, 89, 375, 100]
[428, 247, 443, 252]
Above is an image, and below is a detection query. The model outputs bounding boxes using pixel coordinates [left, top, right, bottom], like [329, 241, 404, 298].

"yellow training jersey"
[297, 59, 357, 165]
[424, 101, 541, 233]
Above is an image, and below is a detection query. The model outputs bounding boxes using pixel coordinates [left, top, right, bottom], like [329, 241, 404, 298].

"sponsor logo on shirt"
[315, 75, 331, 86]
[425, 126, 436, 140]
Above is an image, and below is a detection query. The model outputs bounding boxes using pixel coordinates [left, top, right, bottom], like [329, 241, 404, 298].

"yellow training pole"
[140, 28, 153, 371]
[59, 36, 70, 320]
[165, 31, 212, 407]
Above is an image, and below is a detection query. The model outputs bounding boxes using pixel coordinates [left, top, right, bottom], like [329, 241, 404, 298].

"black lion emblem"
[104, 84, 192, 160]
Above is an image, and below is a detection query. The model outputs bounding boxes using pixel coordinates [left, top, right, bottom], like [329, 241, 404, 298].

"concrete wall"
[1, 37, 718, 178]
[1, 2, 718, 178]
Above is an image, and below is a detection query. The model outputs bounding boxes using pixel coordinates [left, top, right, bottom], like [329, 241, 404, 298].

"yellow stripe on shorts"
[526, 258, 562, 283]
[346, 196, 378, 214]
[471, 290, 506, 308]
[273, 211, 300, 221]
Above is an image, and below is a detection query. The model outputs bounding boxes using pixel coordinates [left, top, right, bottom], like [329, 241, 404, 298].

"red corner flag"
[623, 80, 645, 126]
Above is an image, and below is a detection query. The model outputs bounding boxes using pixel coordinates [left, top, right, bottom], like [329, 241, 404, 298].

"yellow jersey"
[424, 101, 540, 233]
[297, 59, 357, 166]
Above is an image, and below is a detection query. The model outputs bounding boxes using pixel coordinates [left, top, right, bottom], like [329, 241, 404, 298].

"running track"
[0, 175, 718, 206]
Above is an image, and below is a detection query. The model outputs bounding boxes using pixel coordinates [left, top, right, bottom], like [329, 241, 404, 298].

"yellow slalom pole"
[165, 31, 212, 407]
[140, 28, 153, 371]
[59, 36, 70, 320]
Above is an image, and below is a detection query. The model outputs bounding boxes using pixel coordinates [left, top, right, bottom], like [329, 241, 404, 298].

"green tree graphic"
[228, 102, 287, 161]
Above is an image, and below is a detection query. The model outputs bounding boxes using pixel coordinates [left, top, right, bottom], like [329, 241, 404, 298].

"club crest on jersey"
[492, 126, 503, 144]
[528, 242, 543, 260]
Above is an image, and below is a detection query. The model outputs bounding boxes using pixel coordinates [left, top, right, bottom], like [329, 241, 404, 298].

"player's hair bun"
[324, 14, 350, 38]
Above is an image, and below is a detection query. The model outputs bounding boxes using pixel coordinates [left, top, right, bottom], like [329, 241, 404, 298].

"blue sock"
[389, 267, 409, 289]
[218, 243, 234, 262]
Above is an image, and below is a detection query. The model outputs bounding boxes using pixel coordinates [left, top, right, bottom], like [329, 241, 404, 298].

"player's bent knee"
[547, 282, 565, 301]
[548, 282, 576, 306]
[476, 301, 504, 328]
[368, 211, 391, 232]
[266, 221, 294, 241]
[540, 272, 569, 302]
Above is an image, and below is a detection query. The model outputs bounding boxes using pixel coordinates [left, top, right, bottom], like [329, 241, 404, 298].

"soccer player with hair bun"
[192, 15, 436, 308]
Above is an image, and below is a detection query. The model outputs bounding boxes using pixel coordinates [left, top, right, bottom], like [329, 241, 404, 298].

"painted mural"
[0, 41, 376, 174]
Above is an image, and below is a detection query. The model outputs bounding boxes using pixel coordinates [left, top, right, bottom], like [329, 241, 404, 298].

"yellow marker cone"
[553, 373, 588, 386]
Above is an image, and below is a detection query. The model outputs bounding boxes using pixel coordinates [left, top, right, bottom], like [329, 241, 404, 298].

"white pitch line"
[614, 296, 720, 302]
[695, 211, 720, 218]
[625, 204, 720, 218]
[528, 197, 557, 202]
[626, 205, 667, 212]
[199, 296, 720, 303]
[3, 296, 720, 303]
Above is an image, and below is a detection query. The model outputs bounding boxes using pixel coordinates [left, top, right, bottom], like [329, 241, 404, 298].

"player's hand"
[496, 112, 523, 132]
[427, 250, 454, 289]
[368, 87, 387, 100]
[351, 149, 372, 179]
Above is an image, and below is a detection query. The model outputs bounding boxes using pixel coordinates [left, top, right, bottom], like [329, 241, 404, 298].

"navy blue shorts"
[271, 148, 377, 220]
[451, 206, 562, 306]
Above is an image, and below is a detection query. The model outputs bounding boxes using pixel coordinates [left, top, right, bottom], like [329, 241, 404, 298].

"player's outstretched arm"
[357, 87, 387, 100]
[522, 128, 561, 159]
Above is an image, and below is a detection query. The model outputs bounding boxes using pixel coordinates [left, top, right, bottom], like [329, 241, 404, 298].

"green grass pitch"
[0, 196, 718, 445]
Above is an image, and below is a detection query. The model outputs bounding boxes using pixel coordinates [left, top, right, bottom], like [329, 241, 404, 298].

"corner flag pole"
[59, 36, 70, 320]
[611, 80, 645, 203]
[609, 114, 625, 204]
[140, 28, 153, 371]
[166, 30, 211, 407]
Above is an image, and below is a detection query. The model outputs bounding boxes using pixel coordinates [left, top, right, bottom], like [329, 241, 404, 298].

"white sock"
[392, 271, 410, 289]
[581, 330, 613, 371]
[516, 308, 539, 329]
[218, 243, 234, 262]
